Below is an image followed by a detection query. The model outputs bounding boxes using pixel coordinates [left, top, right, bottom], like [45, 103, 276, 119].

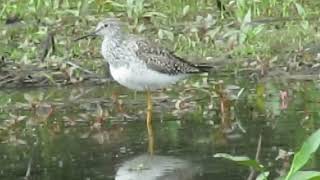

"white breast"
[109, 63, 187, 91]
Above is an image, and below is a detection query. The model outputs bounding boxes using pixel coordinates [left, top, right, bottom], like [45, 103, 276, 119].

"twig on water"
[247, 134, 262, 180]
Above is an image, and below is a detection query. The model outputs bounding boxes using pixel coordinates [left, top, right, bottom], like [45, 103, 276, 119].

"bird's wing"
[128, 38, 207, 75]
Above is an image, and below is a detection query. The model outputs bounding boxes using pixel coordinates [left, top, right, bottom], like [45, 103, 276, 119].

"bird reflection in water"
[115, 154, 200, 180]
[115, 123, 201, 180]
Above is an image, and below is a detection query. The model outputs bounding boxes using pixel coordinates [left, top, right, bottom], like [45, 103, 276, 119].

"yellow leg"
[146, 90, 154, 155]
[147, 120, 154, 155]
[146, 90, 152, 125]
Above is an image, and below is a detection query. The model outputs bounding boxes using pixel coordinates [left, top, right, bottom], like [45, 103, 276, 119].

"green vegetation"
[214, 129, 320, 180]
[1, 0, 320, 64]
[1, 0, 320, 88]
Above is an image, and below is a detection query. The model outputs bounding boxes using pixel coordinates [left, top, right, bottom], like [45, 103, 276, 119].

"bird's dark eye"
[104, 24, 109, 27]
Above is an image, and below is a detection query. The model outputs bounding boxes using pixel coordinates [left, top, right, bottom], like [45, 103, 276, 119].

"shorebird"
[75, 18, 210, 125]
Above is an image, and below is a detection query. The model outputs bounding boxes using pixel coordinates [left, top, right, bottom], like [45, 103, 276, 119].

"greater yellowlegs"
[76, 18, 210, 125]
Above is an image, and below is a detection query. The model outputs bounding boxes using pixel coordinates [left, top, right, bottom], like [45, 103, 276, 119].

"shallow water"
[0, 77, 319, 180]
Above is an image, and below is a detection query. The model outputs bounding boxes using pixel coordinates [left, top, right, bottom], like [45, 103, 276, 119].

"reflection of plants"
[214, 129, 320, 180]
[92, 103, 109, 128]
[0, 92, 11, 110]
[24, 92, 46, 109]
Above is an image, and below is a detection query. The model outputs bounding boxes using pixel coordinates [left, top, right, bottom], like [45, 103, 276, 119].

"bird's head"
[94, 18, 124, 36]
[75, 18, 125, 41]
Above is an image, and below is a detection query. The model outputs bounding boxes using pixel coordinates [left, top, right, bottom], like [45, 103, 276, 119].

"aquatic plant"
[214, 129, 320, 180]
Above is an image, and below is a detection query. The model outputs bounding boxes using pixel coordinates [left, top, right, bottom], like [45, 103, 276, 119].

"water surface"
[0, 77, 319, 180]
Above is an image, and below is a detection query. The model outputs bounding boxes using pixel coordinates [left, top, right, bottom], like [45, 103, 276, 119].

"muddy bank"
[1, 44, 320, 89]
[0, 58, 110, 88]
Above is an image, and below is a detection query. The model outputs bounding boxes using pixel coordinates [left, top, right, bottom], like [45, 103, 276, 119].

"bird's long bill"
[74, 31, 97, 41]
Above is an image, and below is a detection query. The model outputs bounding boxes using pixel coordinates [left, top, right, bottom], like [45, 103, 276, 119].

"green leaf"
[214, 153, 264, 171]
[242, 8, 252, 26]
[286, 129, 320, 180]
[289, 171, 320, 180]
[276, 171, 320, 180]
[294, 3, 305, 17]
[182, 5, 190, 17]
